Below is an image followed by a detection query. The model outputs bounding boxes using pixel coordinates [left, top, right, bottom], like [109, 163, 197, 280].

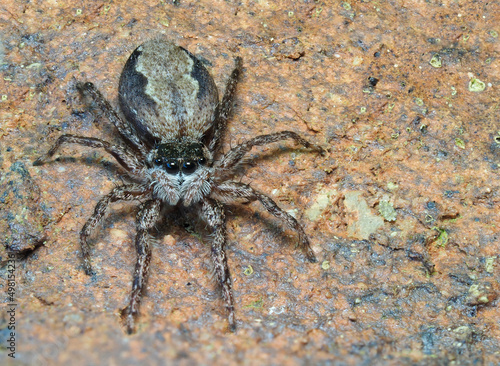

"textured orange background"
[1, 1, 499, 364]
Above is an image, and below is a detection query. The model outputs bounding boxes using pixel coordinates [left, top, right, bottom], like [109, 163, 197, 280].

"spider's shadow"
[163, 199, 304, 261]
[45, 155, 125, 178]
[222, 202, 307, 261]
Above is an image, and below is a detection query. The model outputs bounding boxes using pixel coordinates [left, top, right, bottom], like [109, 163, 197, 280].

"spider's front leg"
[33, 135, 141, 172]
[121, 199, 161, 334]
[218, 131, 324, 171]
[201, 198, 236, 331]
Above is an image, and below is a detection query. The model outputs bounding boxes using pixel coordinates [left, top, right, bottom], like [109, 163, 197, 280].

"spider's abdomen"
[118, 38, 219, 147]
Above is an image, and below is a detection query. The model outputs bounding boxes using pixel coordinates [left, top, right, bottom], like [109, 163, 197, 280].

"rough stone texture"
[0, 1, 499, 365]
[0, 161, 48, 264]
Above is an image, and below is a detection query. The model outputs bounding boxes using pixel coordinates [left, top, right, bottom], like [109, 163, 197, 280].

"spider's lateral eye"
[198, 157, 206, 166]
[165, 160, 179, 173]
[154, 158, 162, 166]
[182, 161, 197, 174]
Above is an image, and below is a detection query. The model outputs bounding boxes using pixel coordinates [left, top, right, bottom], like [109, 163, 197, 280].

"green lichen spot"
[429, 54, 442, 68]
[485, 257, 496, 273]
[245, 299, 263, 309]
[432, 227, 448, 247]
[378, 200, 397, 221]
[342, 2, 351, 10]
[243, 265, 254, 276]
[468, 78, 485, 92]
[467, 284, 489, 304]
[387, 182, 398, 191]
[321, 260, 330, 270]
[455, 138, 465, 149]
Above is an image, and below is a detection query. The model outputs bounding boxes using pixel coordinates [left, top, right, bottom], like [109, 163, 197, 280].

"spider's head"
[151, 141, 208, 174]
[147, 139, 212, 205]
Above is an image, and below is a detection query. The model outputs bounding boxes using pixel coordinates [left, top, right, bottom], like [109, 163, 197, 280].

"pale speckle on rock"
[306, 189, 337, 221]
[344, 191, 384, 240]
[162, 234, 177, 246]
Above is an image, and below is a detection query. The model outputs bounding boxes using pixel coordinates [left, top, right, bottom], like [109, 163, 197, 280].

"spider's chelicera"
[34, 38, 322, 333]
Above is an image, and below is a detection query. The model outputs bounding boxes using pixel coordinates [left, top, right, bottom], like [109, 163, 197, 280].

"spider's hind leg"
[76, 82, 148, 156]
[121, 199, 161, 334]
[201, 198, 236, 332]
[207, 57, 243, 156]
[80, 184, 151, 275]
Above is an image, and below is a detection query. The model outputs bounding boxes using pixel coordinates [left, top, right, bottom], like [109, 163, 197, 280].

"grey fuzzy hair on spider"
[34, 37, 323, 333]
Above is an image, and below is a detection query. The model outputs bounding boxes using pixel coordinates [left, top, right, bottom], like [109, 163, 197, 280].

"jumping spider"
[34, 38, 322, 333]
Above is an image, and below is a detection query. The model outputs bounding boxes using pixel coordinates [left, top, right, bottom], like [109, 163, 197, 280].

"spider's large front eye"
[182, 161, 197, 174]
[165, 160, 179, 173]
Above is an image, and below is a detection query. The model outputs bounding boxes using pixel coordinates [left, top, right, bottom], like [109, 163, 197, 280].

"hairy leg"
[33, 135, 141, 172]
[122, 199, 161, 334]
[218, 131, 323, 170]
[208, 57, 243, 156]
[213, 181, 317, 263]
[201, 198, 235, 331]
[80, 184, 151, 275]
[76, 82, 148, 157]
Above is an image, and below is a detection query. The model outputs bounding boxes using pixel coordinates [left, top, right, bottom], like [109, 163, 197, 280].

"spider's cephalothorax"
[34, 37, 323, 333]
[146, 139, 213, 206]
